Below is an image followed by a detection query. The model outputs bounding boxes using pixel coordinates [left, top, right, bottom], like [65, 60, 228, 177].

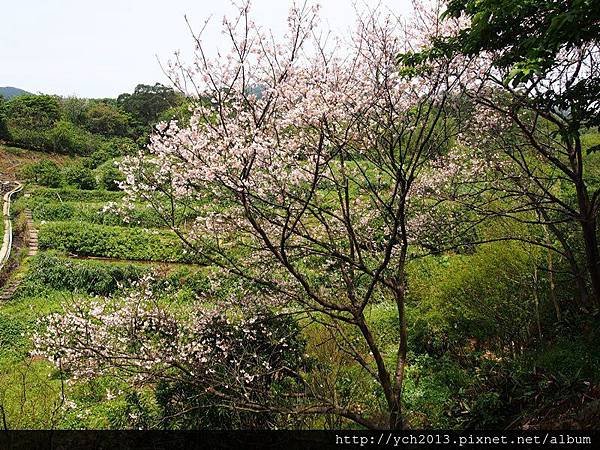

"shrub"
[97, 165, 124, 191]
[153, 311, 306, 429]
[102, 137, 139, 157]
[27, 201, 76, 221]
[47, 120, 104, 155]
[38, 221, 197, 263]
[403, 354, 471, 428]
[23, 160, 63, 187]
[22, 252, 147, 296]
[63, 164, 97, 190]
[7, 127, 51, 151]
[5, 94, 61, 130]
[407, 241, 539, 355]
[82, 102, 131, 137]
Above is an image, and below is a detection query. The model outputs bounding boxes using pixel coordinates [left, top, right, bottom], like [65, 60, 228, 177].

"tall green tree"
[5, 94, 61, 130]
[400, 0, 600, 305]
[83, 101, 131, 137]
[117, 83, 182, 126]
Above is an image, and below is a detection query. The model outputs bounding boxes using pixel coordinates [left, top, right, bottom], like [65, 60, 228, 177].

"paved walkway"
[0, 207, 36, 301]
[0, 181, 23, 270]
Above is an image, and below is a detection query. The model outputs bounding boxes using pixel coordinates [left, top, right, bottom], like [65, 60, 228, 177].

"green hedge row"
[26, 201, 166, 228]
[38, 221, 198, 263]
[22, 252, 148, 296]
[19, 198, 199, 229]
[27, 187, 124, 202]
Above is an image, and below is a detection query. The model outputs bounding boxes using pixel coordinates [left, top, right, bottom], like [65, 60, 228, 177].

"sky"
[0, 0, 412, 99]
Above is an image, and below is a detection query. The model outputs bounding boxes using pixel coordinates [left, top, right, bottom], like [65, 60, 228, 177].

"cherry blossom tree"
[37, 1, 472, 429]
[34, 276, 306, 429]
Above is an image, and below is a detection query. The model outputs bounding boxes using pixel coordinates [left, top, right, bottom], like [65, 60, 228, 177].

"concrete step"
[0, 281, 21, 300]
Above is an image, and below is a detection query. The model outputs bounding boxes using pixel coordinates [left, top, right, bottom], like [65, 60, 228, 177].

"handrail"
[0, 181, 24, 271]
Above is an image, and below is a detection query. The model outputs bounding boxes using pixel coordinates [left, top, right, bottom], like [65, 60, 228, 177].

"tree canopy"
[117, 83, 183, 127]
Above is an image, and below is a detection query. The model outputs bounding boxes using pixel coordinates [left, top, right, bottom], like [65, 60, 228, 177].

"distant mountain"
[0, 86, 30, 100]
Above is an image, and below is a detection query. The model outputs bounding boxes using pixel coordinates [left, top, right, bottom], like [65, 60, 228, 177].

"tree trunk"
[573, 137, 600, 307]
[581, 216, 600, 307]
[390, 284, 408, 430]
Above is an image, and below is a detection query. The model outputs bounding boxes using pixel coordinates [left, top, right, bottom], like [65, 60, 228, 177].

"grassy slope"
[1, 143, 600, 429]
[0, 144, 81, 181]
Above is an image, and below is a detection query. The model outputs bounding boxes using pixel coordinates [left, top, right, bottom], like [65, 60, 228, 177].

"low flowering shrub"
[34, 277, 307, 429]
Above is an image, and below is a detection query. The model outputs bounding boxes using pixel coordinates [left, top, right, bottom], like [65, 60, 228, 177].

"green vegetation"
[38, 221, 194, 263]
[2, 167, 600, 429]
[23, 186, 124, 202]
[1, 0, 600, 434]
[22, 252, 148, 296]
[1, 84, 186, 157]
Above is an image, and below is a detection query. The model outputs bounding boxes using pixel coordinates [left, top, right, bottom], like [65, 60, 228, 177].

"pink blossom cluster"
[33, 276, 300, 398]
[115, 1, 473, 265]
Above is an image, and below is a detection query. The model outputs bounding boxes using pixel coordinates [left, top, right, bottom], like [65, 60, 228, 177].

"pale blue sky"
[0, 0, 411, 98]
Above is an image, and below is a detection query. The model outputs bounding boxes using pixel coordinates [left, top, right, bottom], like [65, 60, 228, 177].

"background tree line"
[0, 83, 191, 157]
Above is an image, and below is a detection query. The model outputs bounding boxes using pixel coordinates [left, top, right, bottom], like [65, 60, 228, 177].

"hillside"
[0, 145, 79, 181]
[0, 86, 30, 99]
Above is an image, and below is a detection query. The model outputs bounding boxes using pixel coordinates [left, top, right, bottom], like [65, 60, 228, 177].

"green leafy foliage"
[408, 241, 539, 353]
[97, 164, 125, 191]
[5, 94, 61, 130]
[26, 186, 124, 202]
[0, 96, 9, 140]
[1, 88, 161, 155]
[117, 83, 183, 127]
[63, 163, 97, 190]
[154, 311, 306, 430]
[21, 252, 147, 296]
[402, 0, 600, 128]
[46, 120, 102, 155]
[38, 221, 197, 263]
[83, 102, 131, 137]
[19, 197, 189, 229]
[21, 160, 63, 188]
[442, 0, 600, 75]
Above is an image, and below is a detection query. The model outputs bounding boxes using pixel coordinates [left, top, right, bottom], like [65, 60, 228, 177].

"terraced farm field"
[0, 180, 217, 428]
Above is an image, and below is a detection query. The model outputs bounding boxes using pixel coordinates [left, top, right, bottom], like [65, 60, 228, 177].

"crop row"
[21, 252, 148, 296]
[38, 221, 200, 263]
[26, 187, 125, 202]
